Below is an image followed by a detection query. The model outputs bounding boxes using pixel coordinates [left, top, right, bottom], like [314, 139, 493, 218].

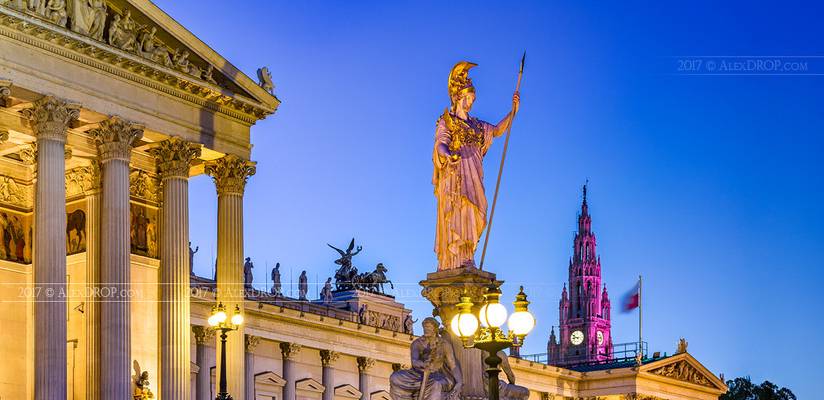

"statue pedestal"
[420, 267, 503, 400]
[332, 289, 411, 330]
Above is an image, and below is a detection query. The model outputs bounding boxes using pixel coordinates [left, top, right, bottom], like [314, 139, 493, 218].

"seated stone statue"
[484, 351, 529, 400]
[390, 318, 462, 400]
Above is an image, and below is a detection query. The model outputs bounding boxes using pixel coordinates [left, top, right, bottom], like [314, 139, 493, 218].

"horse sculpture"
[66, 209, 86, 253]
[356, 263, 394, 294]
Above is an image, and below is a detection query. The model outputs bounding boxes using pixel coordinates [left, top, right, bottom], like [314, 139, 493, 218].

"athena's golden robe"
[433, 112, 499, 270]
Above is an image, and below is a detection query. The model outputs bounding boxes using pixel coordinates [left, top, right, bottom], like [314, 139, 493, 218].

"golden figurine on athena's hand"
[433, 61, 520, 270]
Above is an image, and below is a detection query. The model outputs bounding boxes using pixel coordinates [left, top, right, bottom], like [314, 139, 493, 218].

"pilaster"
[90, 116, 143, 399]
[151, 137, 201, 400]
[22, 95, 79, 400]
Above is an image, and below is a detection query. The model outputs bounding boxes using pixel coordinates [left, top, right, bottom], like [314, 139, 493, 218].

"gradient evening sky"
[154, 1, 823, 397]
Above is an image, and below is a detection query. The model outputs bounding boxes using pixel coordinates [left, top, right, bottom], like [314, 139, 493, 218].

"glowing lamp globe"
[478, 302, 507, 328]
[508, 286, 535, 336]
[450, 312, 479, 339]
[231, 309, 244, 326]
[207, 314, 219, 327]
[214, 310, 227, 324]
[507, 310, 535, 336]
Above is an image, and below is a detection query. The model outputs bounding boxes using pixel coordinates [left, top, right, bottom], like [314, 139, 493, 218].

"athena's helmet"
[448, 61, 477, 112]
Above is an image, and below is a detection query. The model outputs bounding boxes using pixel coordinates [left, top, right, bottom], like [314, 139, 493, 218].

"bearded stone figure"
[433, 62, 520, 270]
[390, 318, 462, 400]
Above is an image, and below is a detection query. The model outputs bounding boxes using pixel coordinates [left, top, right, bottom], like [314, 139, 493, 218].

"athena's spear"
[480, 52, 525, 270]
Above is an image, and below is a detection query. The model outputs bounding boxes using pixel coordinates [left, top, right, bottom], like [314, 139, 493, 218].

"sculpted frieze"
[0, 5, 272, 123]
[0, 175, 28, 208]
[65, 163, 100, 197]
[647, 360, 713, 388]
[129, 169, 160, 203]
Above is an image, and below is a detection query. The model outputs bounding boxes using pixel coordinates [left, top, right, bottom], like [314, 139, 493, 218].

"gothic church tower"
[548, 184, 613, 366]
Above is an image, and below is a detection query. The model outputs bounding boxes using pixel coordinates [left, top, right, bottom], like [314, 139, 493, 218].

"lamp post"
[449, 286, 535, 400]
[208, 302, 244, 400]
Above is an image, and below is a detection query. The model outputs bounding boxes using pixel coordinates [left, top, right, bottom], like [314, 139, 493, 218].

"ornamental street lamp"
[449, 286, 535, 400]
[208, 302, 244, 400]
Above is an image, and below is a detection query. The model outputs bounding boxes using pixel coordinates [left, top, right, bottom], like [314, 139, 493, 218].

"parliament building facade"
[0, 1, 726, 399]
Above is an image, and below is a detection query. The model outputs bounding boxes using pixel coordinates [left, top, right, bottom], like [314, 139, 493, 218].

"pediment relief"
[296, 378, 325, 393]
[370, 390, 391, 400]
[0, 2, 277, 123]
[255, 371, 286, 388]
[334, 384, 362, 399]
[0, 174, 30, 208]
[643, 355, 725, 390]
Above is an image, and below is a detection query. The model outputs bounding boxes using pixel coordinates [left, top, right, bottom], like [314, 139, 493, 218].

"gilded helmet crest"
[448, 61, 477, 110]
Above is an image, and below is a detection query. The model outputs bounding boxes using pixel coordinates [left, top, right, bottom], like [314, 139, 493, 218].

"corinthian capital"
[245, 334, 261, 353]
[0, 79, 10, 107]
[319, 350, 340, 367]
[192, 325, 215, 344]
[90, 116, 144, 162]
[21, 95, 80, 142]
[357, 356, 375, 372]
[205, 154, 256, 196]
[279, 342, 301, 360]
[149, 137, 201, 179]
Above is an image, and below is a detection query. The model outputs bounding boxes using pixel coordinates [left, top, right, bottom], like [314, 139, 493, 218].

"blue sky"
[154, 1, 824, 397]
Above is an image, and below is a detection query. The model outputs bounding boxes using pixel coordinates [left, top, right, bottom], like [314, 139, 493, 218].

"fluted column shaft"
[153, 138, 201, 400]
[357, 357, 375, 400]
[193, 326, 215, 400]
[280, 342, 301, 400]
[320, 350, 340, 400]
[24, 96, 79, 400]
[92, 117, 143, 399]
[84, 163, 102, 400]
[206, 155, 256, 400]
[245, 335, 260, 400]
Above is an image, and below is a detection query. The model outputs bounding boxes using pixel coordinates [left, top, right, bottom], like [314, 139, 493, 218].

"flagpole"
[638, 274, 643, 365]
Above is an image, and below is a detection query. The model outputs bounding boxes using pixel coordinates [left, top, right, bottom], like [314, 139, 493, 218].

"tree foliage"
[721, 376, 796, 400]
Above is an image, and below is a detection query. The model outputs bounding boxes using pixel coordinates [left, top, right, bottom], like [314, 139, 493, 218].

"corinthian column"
[193, 326, 215, 400]
[23, 95, 79, 400]
[151, 137, 201, 400]
[205, 154, 256, 400]
[245, 334, 261, 400]
[90, 116, 144, 399]
[320, 350, 340, 400]
[357, 357, 375, 400]
[280, 342, 302, 400]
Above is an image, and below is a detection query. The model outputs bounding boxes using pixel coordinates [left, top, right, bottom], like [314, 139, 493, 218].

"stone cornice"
[21, 95, 80, 143]
[0, 6, 274, 125]
[205, 154, 256, 196]
[89, 116, 143, 162]
[149, 137, 201, 179]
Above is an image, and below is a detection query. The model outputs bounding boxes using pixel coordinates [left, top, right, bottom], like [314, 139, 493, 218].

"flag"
[621, 280, 640, 312]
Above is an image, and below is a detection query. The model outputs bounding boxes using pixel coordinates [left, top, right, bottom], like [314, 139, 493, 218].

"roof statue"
[257, 67, 274, 94]
[329, 239, 393, 294]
